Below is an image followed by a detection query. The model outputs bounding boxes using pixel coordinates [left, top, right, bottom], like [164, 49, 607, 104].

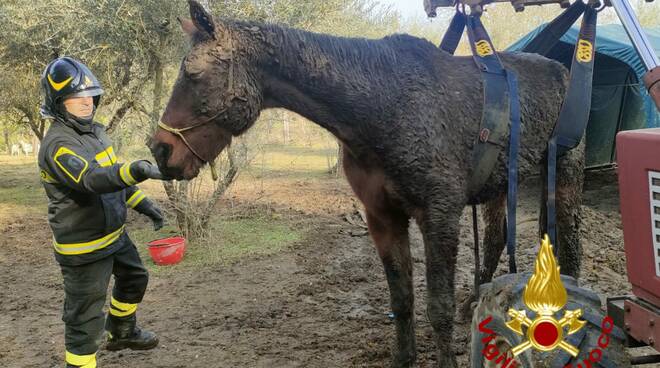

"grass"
[249, 143, 338, 176]
[129, 214, 303, 274]
[0, 156, 45, 224]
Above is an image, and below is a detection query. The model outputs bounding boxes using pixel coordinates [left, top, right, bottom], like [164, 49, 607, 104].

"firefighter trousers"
[59, 233, 148, 366]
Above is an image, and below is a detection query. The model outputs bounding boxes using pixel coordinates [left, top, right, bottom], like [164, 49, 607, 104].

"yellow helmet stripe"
[47, 74, 73, 91]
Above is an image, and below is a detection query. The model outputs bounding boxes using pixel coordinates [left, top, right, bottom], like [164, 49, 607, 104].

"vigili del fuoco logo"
[506, 235, 586, 357]
[477, 235, 615, 367]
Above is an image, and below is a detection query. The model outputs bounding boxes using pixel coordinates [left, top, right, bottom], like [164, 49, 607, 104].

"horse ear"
[188, 0, 216, 39]
[177, 17, 197, 38]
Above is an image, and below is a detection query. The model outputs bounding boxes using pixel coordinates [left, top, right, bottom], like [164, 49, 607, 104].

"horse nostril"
[151, 142, 172, 168]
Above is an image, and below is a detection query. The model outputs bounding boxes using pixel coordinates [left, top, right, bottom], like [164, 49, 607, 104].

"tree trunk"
[26, 119, 45, 141]
[106, 100, 134, 134]
[336, 143, 343, 177]
[199, 150, 240, 230]
[329, 142, 344, 177]
[150, 57, 164, 134]
[3, 127, 10, 154]
[17, 107, 45, 141]
[162, 180, 189, 234]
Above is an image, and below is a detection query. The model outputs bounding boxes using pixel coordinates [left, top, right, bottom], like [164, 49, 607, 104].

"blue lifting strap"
[521, 1, 587, 56]
[440, 10, 521, 274]
[547, 6, 598, 249]
[466, 16, 521, 274]
[506, 69, 521, 274]
[440, 10, 466, 54]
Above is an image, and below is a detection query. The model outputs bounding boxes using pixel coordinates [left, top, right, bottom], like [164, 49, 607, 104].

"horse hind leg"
[418, 196, 464, 368]
[555, 141, 585, 278]
[480, 193, 507, 284]
[366, 208, 416, 367]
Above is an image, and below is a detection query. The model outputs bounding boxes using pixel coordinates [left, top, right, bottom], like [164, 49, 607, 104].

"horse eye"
[185, 70, 204, 80]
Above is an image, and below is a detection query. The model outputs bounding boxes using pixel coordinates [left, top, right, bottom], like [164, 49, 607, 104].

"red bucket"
[147, 236, 186, 265]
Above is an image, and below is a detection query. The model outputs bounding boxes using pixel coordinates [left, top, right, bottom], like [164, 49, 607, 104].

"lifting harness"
[439, 2, 598, 297]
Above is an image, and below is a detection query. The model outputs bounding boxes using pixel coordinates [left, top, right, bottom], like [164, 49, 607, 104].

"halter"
[158, 110, 225, 180]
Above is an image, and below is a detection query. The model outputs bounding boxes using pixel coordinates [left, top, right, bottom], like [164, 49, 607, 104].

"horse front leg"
[459, 193, 506, 321]
[418, 197, 463, 368]
[366, 208, 416, 367]
[342, 150, 416, 366]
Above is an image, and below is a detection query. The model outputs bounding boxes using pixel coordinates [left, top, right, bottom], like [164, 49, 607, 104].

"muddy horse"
[150, 1, 583, 366]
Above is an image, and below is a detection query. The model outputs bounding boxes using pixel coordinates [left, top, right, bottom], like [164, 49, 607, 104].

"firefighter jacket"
[38, 117, 158, 266]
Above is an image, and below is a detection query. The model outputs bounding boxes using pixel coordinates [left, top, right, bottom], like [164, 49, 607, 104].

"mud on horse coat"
[150, 2, 584, 366]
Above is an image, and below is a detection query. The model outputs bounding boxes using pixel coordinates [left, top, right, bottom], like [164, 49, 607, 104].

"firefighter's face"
[63, 96, 94, 119]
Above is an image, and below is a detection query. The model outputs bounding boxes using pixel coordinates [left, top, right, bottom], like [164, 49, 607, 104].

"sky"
[378, 0, 429, 19]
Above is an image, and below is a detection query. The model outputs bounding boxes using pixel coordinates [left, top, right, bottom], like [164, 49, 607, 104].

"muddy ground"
[0, 171, 641, 368]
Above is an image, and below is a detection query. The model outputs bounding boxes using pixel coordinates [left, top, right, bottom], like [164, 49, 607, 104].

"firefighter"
[38, 57, 167, 368]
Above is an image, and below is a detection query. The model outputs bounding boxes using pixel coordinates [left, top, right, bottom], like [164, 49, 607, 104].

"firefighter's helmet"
[40, 57, 104, 119]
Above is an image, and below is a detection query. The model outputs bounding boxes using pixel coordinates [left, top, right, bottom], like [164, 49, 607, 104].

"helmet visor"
[67, 87, 104, 99]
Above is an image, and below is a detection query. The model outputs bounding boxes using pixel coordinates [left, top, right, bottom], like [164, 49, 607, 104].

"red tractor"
[609, 127, 660, 365]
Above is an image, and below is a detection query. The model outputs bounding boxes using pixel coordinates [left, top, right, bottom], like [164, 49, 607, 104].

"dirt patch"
[0, 171, 635, 367]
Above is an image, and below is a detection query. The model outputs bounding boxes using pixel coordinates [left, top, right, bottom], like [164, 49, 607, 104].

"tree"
[0, 0, 189, 140]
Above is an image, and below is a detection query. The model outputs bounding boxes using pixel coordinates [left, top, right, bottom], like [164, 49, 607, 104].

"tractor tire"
[469, 273, 630, 368]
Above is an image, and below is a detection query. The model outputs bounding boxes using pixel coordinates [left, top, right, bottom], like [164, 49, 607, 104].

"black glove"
[142, 202, 165, 231]
[130, 160, 168, 182]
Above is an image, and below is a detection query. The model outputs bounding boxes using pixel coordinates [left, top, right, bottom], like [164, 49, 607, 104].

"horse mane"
[227, 18, 443, 82]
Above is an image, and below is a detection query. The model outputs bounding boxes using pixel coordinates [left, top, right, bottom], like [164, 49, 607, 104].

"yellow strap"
[126, 190, 146, 208]
[53, 226, 124, 255]
[119, 162, 138, 186]
[65, 351, 96, 367]
[110, 296, 138, 317]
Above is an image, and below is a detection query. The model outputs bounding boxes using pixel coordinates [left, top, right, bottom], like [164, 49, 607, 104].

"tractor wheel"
[469, 273, 630, 368]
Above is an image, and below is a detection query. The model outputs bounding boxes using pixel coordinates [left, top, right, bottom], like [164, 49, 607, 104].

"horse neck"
[248, 24, 401, 142]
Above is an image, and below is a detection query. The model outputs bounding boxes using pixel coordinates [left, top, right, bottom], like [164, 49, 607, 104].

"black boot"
[105, 313, 159, 351]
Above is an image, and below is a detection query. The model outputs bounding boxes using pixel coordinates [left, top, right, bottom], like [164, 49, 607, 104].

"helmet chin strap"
[73, 113, 95, 124]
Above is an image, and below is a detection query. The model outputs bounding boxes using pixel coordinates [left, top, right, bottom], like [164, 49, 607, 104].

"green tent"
[508, 24, 660, 167]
